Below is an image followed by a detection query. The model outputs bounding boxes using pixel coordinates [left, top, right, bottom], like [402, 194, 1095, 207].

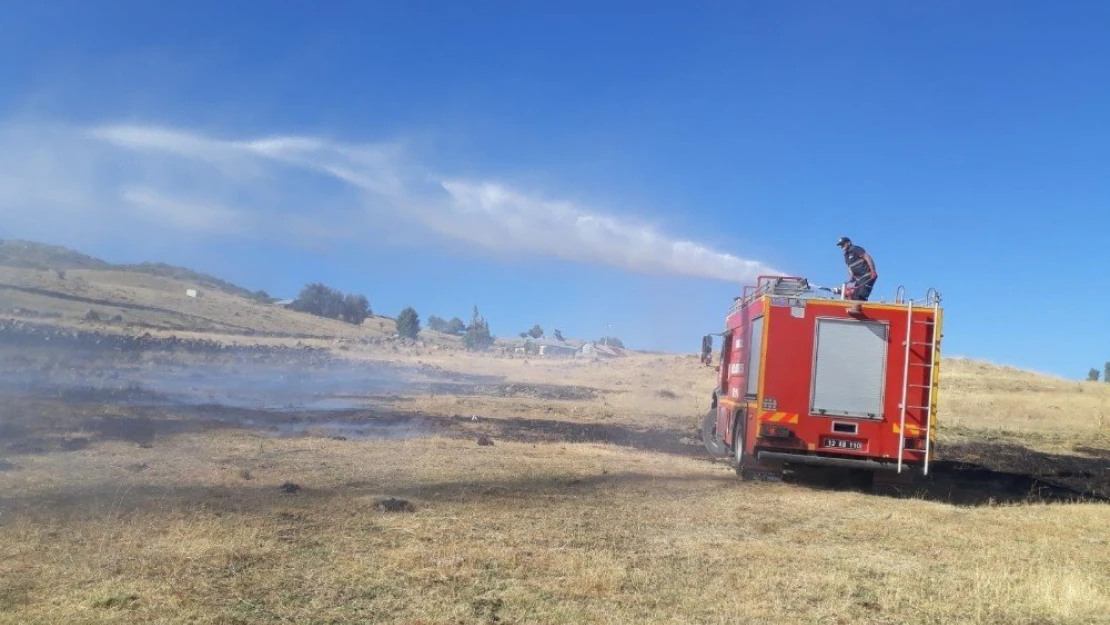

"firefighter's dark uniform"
[843, 243, 876, 301]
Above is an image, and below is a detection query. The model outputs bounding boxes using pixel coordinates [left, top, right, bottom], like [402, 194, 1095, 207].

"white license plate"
[821, 437, 863, 451]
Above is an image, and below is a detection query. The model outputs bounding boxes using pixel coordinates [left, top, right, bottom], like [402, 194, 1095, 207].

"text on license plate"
[821, 437, 863, 451]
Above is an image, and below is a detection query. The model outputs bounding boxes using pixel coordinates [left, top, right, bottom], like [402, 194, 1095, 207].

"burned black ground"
[1, 338, 1107, 511]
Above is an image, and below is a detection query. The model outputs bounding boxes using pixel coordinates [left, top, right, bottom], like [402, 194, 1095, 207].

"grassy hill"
[0, 239, 584, 349]
[0, 239, 112, 271]
[0, 239, 407, 340]
[0, 239, 262, 300]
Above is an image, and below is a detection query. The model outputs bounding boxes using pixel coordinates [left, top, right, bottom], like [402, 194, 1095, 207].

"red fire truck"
[701, 276, 943, 485]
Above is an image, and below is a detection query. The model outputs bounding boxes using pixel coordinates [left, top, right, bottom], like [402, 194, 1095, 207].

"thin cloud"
[121, 187, 255, 236]
[3, 119, 781, 282]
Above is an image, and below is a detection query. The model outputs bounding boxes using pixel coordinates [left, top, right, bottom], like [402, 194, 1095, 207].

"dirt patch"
[3, 437, 50, 455]
[1, 391, 697, 460]
[58, 437, 90, 452]
[20, 384, 167, 405]
[427, 382, 599, 401]
[782, 452, 1110, 506]
[492, 383, 598, 401]
[91, 416, 157, 446]
[0, 422, 30, 440]
[456, 415, 698, 457]
[375, 497, 415, 513]
[936, 441, 1110, 501]
[471, 596, 504, 623]
[926, 460, 1109, 504]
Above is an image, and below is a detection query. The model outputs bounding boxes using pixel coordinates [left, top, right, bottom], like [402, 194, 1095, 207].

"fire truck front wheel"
[701, 409, 729, 458]
[732, 414, 748, 477]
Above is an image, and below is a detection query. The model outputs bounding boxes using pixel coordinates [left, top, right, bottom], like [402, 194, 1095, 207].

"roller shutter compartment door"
[745, 316, 764, 397]
[810, 318, 888, 418]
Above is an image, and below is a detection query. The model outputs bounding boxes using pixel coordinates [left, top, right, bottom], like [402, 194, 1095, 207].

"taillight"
[759, 424, 793, 438]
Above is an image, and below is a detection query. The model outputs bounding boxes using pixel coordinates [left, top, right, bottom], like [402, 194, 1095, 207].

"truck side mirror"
[700, 335, 713, 365]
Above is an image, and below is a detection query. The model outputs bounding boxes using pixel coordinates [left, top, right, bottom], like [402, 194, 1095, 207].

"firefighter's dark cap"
[837, 236, 851, 247]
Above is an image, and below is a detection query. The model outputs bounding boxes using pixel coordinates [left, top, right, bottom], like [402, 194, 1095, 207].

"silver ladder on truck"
[896, 292, 941, 475]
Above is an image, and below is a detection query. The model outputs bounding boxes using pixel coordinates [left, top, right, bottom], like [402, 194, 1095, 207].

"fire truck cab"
[701, 276, 943, 484]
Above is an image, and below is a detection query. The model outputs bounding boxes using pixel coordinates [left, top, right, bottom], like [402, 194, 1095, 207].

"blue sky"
[1, 1, 1108, 378]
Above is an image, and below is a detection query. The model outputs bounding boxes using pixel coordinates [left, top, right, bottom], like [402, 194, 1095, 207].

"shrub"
[446, 317, 466, 335]
[290, 283, 344, 319]
[396, 307, 420, 339]
[427, 315, 447, 332]
[289, 282, 371, 325]
[343, 294, 371, 325]
[464, 306, 494, 351]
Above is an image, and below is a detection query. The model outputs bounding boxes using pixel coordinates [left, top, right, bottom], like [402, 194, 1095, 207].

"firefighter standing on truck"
[837, 236, 877, 309]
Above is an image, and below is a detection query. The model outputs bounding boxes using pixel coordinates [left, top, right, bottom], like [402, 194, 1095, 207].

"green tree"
[290, 283, 345, 319]
[518, 331, 529, 339]
[288, 282, 370, 325]
[464, 305, 494, 351]
[396, 307, 421, 339]
[446, 317, 466, 335]
[528, 324, 544, 339]
[342, 294, 372, 325]
[1104, 361, 1110, 384]
[427, 315, 448, 332]
[553, 329, 565, 341]
[1088, 368, 1101, 382]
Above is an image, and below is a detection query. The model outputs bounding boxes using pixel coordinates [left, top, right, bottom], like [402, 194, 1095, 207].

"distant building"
[185, 289, 199, 298]
[597, 344, 627, 357]
[515, 336, 582, 357]
[274, 299, 295, 308]
[578, 342, 626, 358]
[539, 343, 577, 357]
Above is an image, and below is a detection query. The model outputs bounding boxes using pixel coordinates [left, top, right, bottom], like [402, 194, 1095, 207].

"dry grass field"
[1, 240, 1108, 624]
[1, 346, 1108, 625]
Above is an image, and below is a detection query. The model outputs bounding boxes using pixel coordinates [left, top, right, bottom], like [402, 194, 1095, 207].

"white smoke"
[1, 120, 780, 282]
[435, 180, 774, 281]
